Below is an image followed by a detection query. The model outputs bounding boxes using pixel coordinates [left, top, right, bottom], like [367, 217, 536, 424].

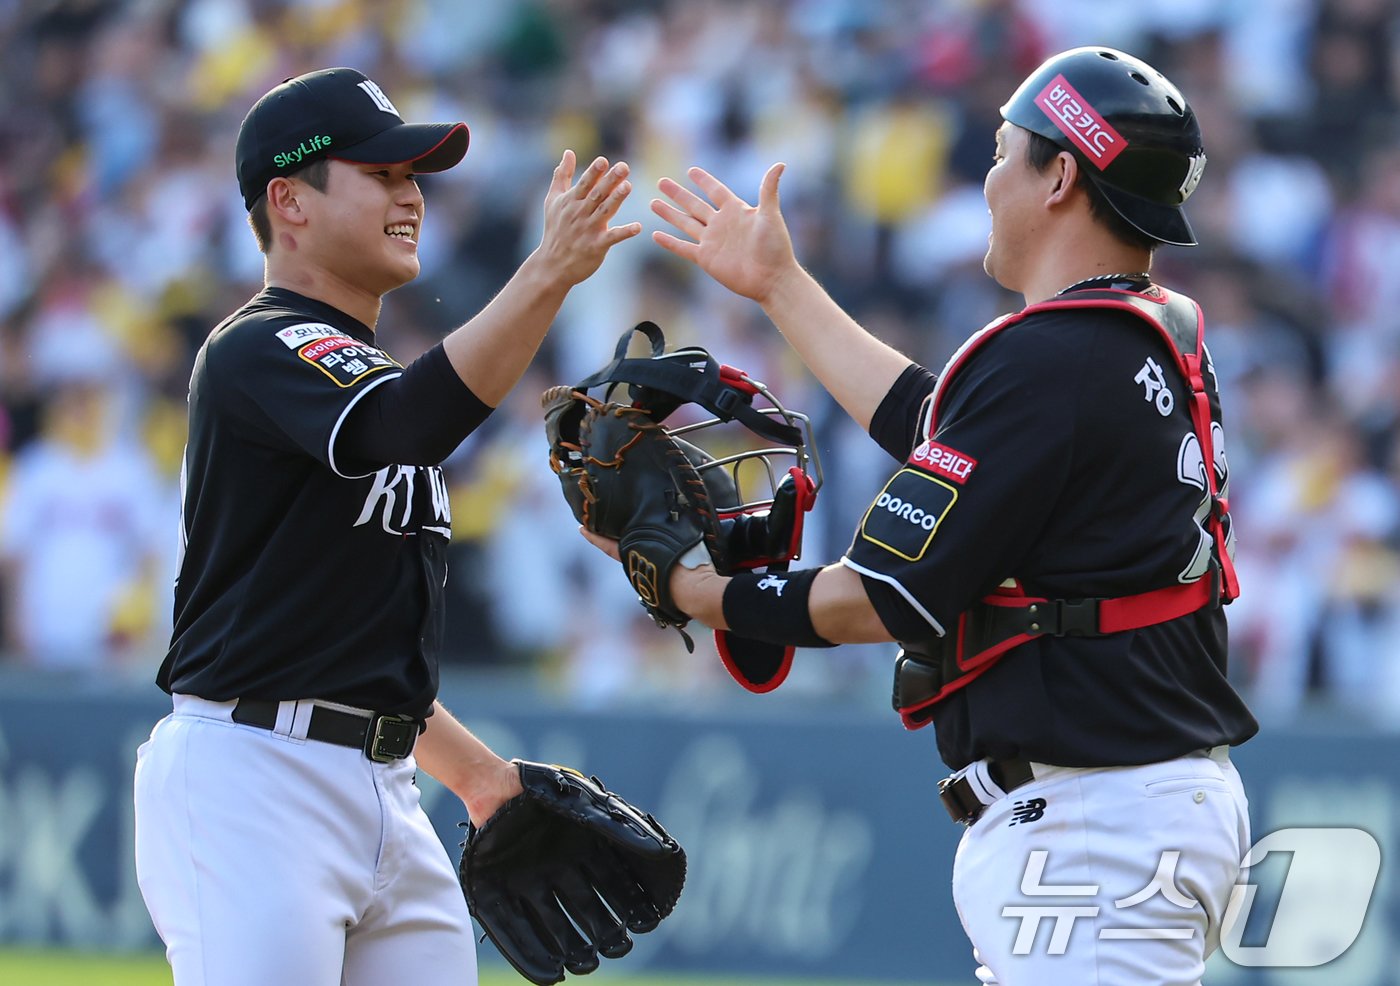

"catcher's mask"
[1001, 46, 1205, 246]
[546, 320, 822, 569]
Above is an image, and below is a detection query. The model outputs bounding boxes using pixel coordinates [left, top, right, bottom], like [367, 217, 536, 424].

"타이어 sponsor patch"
[908, 440, 978, 485]
[297, 335, 401, 387]
[859, 469, 957, 562]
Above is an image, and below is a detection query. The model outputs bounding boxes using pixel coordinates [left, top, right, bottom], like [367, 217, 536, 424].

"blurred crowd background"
[1, 0, 1398, 726]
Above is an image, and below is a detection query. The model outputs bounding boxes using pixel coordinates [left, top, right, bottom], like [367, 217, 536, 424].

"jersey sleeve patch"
[275, 322, 343, 348]
[859, 468, 958, 562]
[908, 439, 978, 484]
[297, 336, 402, 388]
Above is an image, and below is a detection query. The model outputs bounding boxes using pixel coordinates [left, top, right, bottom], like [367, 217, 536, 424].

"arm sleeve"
[209, 320, 492, 479]
[868, 363, 939, 462]
[335, 343, 493, 471]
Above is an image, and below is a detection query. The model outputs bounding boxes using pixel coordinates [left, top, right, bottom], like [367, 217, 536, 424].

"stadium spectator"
[0, 0, 1398, 723]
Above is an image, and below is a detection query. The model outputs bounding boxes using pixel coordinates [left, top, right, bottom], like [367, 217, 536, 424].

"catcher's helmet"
[1001, 46, 1206, 246]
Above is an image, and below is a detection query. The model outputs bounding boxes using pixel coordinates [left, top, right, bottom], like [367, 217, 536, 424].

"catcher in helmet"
[593, 45, 1258, 986]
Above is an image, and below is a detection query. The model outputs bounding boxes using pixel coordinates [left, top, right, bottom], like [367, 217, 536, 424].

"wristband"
[721, 568, 834, 648]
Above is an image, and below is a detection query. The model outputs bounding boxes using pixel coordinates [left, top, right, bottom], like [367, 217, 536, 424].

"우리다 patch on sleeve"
[907, 439, 978, 485]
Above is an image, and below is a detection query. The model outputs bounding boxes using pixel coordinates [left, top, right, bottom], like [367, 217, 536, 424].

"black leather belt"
[939, 757, 1035, 825]
[232, 699, 421, 763]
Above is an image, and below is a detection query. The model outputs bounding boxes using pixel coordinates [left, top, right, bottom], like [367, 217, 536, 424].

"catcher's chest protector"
[895, 287, 1239, 729]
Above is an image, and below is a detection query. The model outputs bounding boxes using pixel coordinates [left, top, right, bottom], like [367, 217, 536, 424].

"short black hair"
[247, 158, 332, 254]
[1024, 131, 1157, 253]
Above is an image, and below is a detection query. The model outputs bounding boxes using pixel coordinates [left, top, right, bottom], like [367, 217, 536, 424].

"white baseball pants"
[950, 749, 1250, 986]
[134, 695, 477, 986]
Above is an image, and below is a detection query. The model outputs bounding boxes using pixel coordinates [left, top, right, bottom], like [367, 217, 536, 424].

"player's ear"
[267, 178, 308, 226]
[1045, 151, 1078, 206]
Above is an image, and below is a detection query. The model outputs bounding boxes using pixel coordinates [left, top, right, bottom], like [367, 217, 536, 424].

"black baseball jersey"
[846, 291, 1258, 770]
[158, 288, 455, 717]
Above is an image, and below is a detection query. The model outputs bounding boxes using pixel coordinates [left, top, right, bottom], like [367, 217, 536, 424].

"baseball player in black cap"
[630, 46, 1258, 984]
[133, 67, 639, 985]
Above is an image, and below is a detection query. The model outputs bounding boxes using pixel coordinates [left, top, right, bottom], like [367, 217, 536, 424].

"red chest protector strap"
[894, 287, 1239, 730]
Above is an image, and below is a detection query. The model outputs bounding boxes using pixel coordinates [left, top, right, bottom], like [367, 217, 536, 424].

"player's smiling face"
[305, 159, 425, 295]
[982, 123, 1040, 291]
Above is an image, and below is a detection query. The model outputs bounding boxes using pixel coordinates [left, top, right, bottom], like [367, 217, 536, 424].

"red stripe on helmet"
[1035, 74, 1127, 169]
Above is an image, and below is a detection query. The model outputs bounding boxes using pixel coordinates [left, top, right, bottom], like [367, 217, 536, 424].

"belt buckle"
[938, 775, 981, 826]
[364, 714, 418, 763]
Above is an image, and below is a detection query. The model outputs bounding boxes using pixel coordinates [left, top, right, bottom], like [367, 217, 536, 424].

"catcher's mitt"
[545, 390, 727, 644]
[460, 760, 685, 986]
[545, 320, 823, 685]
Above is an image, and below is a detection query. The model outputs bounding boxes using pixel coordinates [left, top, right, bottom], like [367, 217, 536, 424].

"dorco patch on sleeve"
[859, 469, 957, 562]
[298, 336, 401, 387]
[908, 440, 978, 485]
[275, 322, 343, 348]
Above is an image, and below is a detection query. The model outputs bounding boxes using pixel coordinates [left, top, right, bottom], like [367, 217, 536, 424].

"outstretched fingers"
[648, 162, 794, 302]
[535, 152, 644, 285]
[759, 162, 785, 212]
[575, 161, 640, 243]
[687, 166, 745, 209]
[657, 176, 717, 222]
[650, 229, 700, 263]
[587, 161, 628, 208]
[603, 219, 644, 246]
[650, 197, 706, 240]
[594, 172, 634, 225]
[550, 150, 577, 198]
[573, 156, 611, 199]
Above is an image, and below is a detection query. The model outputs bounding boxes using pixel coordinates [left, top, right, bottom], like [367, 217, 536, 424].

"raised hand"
[651, 163, 798, 305]
[538, 151, 642, 287]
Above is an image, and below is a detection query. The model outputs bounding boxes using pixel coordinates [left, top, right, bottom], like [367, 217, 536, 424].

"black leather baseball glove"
[543, 320, 821, 679]
[545, 388, 728, 645]
[459, 760, 685, 986]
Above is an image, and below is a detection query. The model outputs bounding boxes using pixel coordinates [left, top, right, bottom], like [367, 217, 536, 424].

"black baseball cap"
[235, 67, 469, 211]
